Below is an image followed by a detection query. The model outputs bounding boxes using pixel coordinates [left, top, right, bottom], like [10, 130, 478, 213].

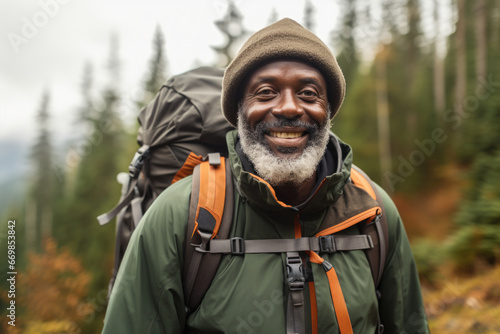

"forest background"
[1, 0, 500, 333]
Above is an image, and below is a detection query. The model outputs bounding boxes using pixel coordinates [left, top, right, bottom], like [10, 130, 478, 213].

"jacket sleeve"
[375, 185, 430, 334]
[101, 177, 192, 334]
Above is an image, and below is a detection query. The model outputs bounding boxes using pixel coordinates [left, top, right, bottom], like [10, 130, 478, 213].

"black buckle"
[129, 146, 151, 178]
[194, 231, 212, 253]
[319, 235, 336, 253]
[286, 255, 305, 291]
[230, 237, 245, 255]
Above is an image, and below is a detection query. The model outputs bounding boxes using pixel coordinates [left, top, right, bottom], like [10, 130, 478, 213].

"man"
[102, 18, 429, 334]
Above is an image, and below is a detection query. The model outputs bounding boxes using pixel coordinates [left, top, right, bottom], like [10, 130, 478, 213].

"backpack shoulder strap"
[351, 165, 389, 288]
[183, 153, 234, 313]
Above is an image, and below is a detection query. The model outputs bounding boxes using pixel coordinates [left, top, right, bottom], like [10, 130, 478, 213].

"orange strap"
[309, 281, 318, 334]
[195, 157, 226, 239]
[350, 168, 376, 200]
[172, 152, 204, 184]
[315, 207, 381, 237]
[308, 251, 354, 334]
[294, 216, 302, 239]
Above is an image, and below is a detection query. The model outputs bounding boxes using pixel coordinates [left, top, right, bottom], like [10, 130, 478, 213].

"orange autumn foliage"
[16, 238, 93, 328]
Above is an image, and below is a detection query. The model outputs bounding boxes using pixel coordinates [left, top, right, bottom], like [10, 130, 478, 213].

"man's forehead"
[243, 60, 327, 92]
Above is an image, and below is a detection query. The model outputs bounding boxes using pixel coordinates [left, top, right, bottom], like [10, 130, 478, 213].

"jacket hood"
[226, 130, 353, 215]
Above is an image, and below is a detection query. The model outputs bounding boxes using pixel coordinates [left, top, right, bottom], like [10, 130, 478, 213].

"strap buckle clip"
[286, 254, 305, 291]
[230, 237, 245, 255]
[128, 146, 151, 178]
[194, 230, 212, 253]
[367, 214, 382, 226]
[319, 235, 337, 253]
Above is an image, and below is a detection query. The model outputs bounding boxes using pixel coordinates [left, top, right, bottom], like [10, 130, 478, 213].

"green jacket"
[102, 131, 429, 334]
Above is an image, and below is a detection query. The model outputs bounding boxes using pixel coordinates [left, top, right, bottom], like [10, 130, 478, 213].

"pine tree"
[140, 25, 168, 108]
[212, 0, 247, 67]
[28, 91, 54, 252]
[303, 0, 315, 31]
[78, 61, 95, 124]
[53, 34, 126, 332]
[268, 8, 279, 25]
[333, 0, 359, 86]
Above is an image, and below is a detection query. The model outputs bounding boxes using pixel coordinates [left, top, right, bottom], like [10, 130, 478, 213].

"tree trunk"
[455, 0, 467, 116]
[26, 199, 37, 252]
[375, 47, 392, 189]
[41, 206, 53, 241]
[433, 0, 445, 114]
[476, 0, 487, 80]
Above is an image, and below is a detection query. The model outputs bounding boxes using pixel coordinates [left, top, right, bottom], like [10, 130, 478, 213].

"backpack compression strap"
[97, 145, 151, 226]
[183, 154, 234, 312]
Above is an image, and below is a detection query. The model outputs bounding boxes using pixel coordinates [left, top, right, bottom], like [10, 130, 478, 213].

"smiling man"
[103, 18, 429, 334]
[237, 60, 332, 206]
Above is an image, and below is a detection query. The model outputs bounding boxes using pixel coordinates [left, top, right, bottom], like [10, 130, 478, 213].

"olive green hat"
[221, 17, 346, 127]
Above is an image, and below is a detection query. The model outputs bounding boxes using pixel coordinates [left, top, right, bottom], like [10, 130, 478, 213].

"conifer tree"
[140, 26, 168, 107]
[28, 91, 54, 252]
[212, 0, 247, 67]
[56, 35, 126, 332]
[303, 0, 315, 31]
[334, 0, 359, 87]
[268, 8, 279, 25]
[78, 61, 95, 124]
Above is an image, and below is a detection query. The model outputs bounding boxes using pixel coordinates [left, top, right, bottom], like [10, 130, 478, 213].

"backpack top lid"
[137, 66, 233, 148]
[136, 66, 234, 193]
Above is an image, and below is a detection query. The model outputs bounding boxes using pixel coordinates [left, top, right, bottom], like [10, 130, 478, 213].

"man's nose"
[271, 90, 304, 119]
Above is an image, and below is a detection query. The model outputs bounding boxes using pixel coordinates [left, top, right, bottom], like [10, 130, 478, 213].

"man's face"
[239, 60, 330, 159]
[238, 60, 331, 187]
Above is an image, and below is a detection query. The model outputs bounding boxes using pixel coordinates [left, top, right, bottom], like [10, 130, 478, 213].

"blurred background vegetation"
[1, 0, 500, 333]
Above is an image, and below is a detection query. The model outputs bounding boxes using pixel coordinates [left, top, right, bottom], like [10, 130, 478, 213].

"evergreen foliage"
[139, 26, 168, 109]
[212, 0, 247, 67]
[303, 0, 315, 31]
[29, 91, 54, 252]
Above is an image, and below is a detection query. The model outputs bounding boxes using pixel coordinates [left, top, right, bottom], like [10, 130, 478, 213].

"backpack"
[97, 67, 234, 295]
[98, 66, 389, 333]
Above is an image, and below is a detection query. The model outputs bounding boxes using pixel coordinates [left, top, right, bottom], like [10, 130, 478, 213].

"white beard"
[237, 113, 331, 187]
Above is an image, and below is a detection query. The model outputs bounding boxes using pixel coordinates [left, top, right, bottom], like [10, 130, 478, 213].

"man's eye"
[258, 89, 275, 95]
[300, 90, 317, 98]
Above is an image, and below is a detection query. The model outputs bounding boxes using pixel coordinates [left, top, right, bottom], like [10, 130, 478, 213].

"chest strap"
[197, 234, 374, 255]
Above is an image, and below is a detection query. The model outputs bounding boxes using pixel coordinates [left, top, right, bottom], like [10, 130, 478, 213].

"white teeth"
[270, 132, 304, 139]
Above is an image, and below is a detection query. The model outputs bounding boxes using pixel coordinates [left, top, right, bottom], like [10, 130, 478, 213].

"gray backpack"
[97, 67, 233, 295]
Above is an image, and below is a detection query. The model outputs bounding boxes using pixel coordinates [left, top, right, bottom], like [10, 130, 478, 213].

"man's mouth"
[269, 131, 305, 139]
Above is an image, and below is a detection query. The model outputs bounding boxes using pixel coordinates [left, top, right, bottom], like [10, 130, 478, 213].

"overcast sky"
[1, 0, 343, 150]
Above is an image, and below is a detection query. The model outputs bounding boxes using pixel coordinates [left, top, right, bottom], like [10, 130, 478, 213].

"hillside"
[423, 265, 500, 333]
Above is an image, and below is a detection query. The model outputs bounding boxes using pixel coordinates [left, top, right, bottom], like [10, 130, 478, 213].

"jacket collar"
[226, 130, 353, 215]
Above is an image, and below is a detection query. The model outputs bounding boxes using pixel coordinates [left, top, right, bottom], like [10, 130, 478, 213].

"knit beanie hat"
[221, 18, 346, 127]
